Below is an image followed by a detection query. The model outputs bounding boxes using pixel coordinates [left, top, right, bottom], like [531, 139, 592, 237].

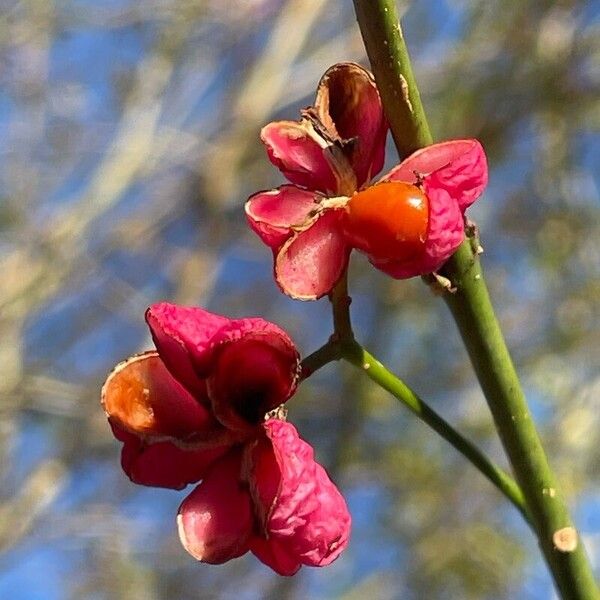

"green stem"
[341, 340, 531, 523]
[441, 239, 598, 598]
[352, 1, 599, 597]
[300, 274, 353, 381]
[329, 271, 354, 342]
[300, 341, 341, 380]
[299, 273, 353, 380]
[303, 275, 528, 519]
[352, 0, 432, 156]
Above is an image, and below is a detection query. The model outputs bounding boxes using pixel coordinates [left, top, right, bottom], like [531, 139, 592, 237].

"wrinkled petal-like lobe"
[102, 352, 215, 438]
[315, 62, 387, 188]
[371, 184, 464, 278]
[245, 185, 323, 249]
[250, 536, 301, 577]
[177, 450, 253, 564]
[207, 319, 300, 431]
[245, 420, 351, 573]
[261, 121, 340, 194]
[275, 210, 349, 300]
[146, 303, 229, 388]
[111, 421, 229, 490]
[384, 139, 488, 210]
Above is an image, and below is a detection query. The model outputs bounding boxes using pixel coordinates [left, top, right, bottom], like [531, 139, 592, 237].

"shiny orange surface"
[343, 182, 429, 261]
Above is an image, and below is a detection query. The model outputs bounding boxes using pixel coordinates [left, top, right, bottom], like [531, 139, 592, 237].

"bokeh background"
[1, 0, 599, 598]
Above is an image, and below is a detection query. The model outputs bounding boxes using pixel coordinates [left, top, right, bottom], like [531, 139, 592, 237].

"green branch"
[351, 0, 599, 597]
[301, 275, 528, 519]
[299, 273, 353, 380]
[341, 340, 530, 523]
[352, 0, 432, 157]
[300, 341, 341, 380]
[441, 239, 599, 598]
[329, 271, 354, 342]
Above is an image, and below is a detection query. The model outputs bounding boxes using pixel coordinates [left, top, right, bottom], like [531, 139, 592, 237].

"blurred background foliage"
[0, 0, 598, 598]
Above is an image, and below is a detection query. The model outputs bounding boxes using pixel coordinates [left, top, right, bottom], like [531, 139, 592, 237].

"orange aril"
[343, 182, 429, 261]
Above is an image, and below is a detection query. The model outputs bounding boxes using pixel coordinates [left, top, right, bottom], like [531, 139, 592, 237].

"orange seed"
[343, 182, 429, 261]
